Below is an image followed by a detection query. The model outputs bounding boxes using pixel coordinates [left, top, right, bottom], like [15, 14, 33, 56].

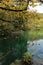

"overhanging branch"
[0, 7, 27, 12]
[0, 18, 13, 22]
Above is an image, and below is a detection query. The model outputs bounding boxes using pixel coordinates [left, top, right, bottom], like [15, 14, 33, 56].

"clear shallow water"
[0, 39, 27, 65]
[27, 39, 43, 65]
[0, 39, 43, 65]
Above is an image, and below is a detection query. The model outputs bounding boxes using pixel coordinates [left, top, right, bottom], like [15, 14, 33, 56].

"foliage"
[22, 52, 32, 65]
[10, 52, 33, 65]
[0, 0, 28, 10]
[0, 9, 28, 39]
[0, 8, 43, 39]
[22, 52, 32, 62]
[0, 1, 43, 65]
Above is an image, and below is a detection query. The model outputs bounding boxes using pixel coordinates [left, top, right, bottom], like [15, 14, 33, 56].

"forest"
[0, 0, 43, 65]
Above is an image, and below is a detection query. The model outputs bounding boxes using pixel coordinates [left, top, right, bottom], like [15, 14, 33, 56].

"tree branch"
[0, 7, 27, 12]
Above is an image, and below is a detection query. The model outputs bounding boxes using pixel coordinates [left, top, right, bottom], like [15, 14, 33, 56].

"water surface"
[27, 39, 43, 65]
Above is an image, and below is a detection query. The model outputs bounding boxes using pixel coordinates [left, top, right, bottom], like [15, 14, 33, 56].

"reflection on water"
[0, 39, 43, 65]
[27, 39, 43, 65]
[0, 38, 27, 65]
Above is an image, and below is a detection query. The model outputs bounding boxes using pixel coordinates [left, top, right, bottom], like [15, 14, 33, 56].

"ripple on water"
[38, 54, 43, 59]
[27, 39, 43, 65]
[32, 58, 43, 65]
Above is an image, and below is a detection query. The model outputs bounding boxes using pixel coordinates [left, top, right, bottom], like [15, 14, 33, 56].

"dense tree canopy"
[0, 0, 29, 10]
[0, 0, 42, 39]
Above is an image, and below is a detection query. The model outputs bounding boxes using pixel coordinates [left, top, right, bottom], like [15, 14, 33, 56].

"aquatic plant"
[22, 52, 33, 65]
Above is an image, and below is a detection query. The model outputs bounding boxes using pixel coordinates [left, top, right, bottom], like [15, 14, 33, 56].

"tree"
[0, 0, 29, 11]
[0, 0, 35, 65]
[40, 0, 43, 3]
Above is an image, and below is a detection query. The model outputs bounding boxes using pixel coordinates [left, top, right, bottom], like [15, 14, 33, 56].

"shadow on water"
[0, 36, 27, 65]
[1, 32, 43, 65]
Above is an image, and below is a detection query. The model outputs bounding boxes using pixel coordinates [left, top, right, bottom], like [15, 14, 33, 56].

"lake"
[27, 39, 43, 65]
[0, 38, 27, 65]
[0, 39, 43, 65]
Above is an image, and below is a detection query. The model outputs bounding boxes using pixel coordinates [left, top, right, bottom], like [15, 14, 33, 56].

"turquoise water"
[0, 39, 43, 65]
[27, 39, 43, 65]
[0, 38, 27, 65]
